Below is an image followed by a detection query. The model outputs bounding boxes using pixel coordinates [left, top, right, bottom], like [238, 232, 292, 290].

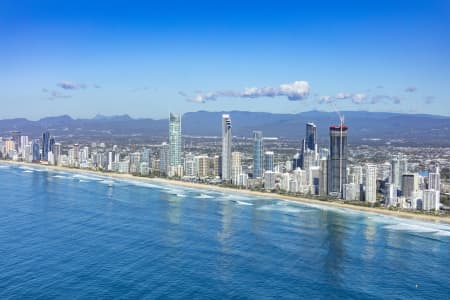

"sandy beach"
[1, 160, 449, 224]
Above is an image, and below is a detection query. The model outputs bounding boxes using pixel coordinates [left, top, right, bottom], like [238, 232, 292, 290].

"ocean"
[0, 164, 449, 299]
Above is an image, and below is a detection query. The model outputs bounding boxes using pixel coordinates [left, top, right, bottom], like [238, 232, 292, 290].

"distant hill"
[0, 111, 449, 146]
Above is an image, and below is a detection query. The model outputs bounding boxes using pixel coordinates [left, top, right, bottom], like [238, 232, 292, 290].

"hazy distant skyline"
[1, 0, 449, 119]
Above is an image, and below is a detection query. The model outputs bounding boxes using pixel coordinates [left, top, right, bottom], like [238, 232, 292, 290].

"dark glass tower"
[32, 140, 40, 161]
[328, 125, 348, 196]
[42, 131, 50, 161]
[305, 122, 317, 151]
[49, 137, 55, 153]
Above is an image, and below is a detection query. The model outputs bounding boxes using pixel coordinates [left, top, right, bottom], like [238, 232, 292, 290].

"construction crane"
[332, 102, 345, 127]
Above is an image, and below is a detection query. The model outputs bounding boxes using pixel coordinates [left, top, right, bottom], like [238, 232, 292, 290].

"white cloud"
[185, 80, 310, 103]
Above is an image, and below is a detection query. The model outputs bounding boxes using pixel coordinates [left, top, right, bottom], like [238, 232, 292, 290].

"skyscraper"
[328, 125, 348, 197]
[11, 131, 21, 152]
[253, 131, 264, 178]
[264, 151, 274, 172]
[231, 151, 242, 185]
[319, 157, 328, 196]
[53, 143, 61, 166]
[32, 139, 40, 162]
[169, 113, 182, 167]
[42, 131, 50, 161]
[159, 142, 169, 175]
[221, 114, 232, 181]
[365, 163, 377, 203]
[306, 122, 317, 152]
[401, 173, 417, 199]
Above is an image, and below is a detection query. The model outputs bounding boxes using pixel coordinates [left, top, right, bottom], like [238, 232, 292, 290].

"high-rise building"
[42, 131, 50, 161]
[365, 163, 377, 203]
[264, 151, 274, 172]
[129, 152, 141, 174]
[253, 131, 264, 178]
[264, 171, 276, 191]
[319, 157, 328, 196]
[19, 136, 29, 155]
[391, 154, 408, 188]
[141, 148, 152, 165]
[195, 155, 209, 178]
[401, 173, 418, 199]
[328, 125, 348, 197]
[231, 151, 242, 185]
[53, 143, 61, 166]
[159, 142, 169, 175]
[11, 131, 21, 152]
[211, 155, 221, 178]
[428, 168, 441, 191]
[169, 113, 182, 167]
[32, 139, 40, 161]
[184, 153, 195, 177]
[384, 182, 398, 207]
[73, 144, 80, 162]
[306, 122, 317, 152]
[221, 114, 232, 181]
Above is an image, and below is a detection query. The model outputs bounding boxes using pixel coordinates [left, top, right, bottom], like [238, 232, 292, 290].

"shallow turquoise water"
[0, 164, 449, 299]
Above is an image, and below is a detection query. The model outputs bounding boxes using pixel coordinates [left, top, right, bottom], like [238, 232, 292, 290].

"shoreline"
[1, 160, 449, 225]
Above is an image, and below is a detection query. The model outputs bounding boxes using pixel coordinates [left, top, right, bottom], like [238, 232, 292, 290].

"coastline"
[1, 160, 449, 225]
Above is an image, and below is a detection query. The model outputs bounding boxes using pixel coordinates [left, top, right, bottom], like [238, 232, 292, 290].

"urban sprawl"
[1, 113, 448, 214]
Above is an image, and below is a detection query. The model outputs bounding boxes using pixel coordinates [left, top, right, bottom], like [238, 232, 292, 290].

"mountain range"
[0, 111, 449, 146]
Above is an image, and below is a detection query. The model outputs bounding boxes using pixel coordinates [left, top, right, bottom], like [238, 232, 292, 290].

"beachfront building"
[264, 171, 276, 191]
[221, 114, 232, 182]
[253, 131, 264, 178]
[264, 151, 274, 172]
[231, 151, 242, 185]
[365, 163, 377, 203]
[328, 125, 348, 197]
[169, 113, 182, 167]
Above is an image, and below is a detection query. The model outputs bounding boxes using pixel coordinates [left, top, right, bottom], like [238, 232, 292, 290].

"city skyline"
[1, 0, 449, 119]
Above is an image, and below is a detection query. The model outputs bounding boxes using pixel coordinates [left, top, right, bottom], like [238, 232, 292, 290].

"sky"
[1, 0, 449, 120]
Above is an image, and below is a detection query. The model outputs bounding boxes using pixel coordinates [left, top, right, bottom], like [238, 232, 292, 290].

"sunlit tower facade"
[169, 113, 182, 167]
[253, 131, 264, 178]
[221, 114, 232, 182]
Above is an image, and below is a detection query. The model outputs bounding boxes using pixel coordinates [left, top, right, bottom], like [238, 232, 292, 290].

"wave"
[100, 180, 115, 186]
[235, 200, 253, 206]
[53, 175, 69, 179]
[0, 165, 10, 169]
[195, 194, 214, 199]
[384, 220, 450, 237]
[23, 170, 33, 173]
[257, 203, 307, 214]
[72, 174, 105, 181]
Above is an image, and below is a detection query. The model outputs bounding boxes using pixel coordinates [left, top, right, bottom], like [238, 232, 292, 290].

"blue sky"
[1, 0, 449, 119]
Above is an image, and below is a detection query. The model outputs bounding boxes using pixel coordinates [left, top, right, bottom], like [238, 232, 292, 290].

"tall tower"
[32, 139, 40, 162]
[305, 122, 317, 152]
[42, 131, 50, 161]
[11, 131, 21, 152]
[53, 143, 61, 166]
[231, 151, 242, 185]
[264, 151, 274, 172]
[328, 125, 348, 197]
[159, 142, 169, 175]
[221, 114, 232, 181]
[169, 113, 182, 167]
[253, 131, 264, 178]
[365, 163, 377, 203]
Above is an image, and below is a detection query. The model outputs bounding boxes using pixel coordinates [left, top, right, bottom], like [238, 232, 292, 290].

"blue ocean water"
[0, 164, 449, 299]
